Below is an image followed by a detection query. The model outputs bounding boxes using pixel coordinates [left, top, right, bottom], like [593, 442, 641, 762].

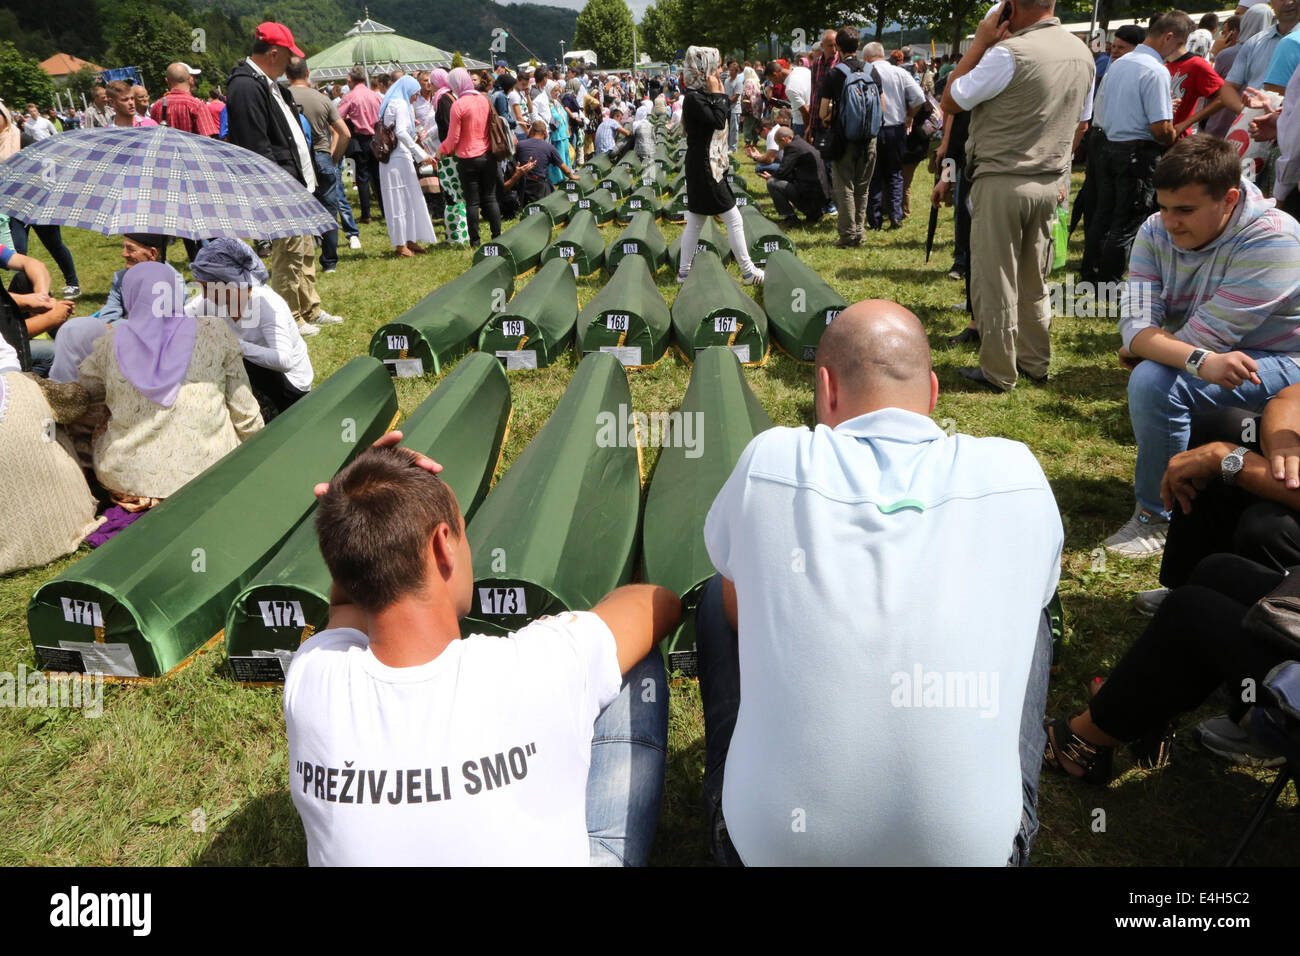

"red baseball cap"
[256, 22, 305, 58]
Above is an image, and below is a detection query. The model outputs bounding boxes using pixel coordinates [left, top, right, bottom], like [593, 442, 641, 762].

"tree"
[65, 66, 100, 104]
[104, 3, 191, 94]
[574, 0, 636, 69]
[451, 51, 466, 68]
[0, 42, 55, 109]
[639, 0, 682, 63]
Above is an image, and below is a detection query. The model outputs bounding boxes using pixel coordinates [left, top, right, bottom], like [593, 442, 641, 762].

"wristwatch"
[1186, 348, 1211, 377]
[1222, 445, 1249, 485]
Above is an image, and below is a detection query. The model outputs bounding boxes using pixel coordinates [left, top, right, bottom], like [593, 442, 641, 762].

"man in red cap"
[225, 22, 346, 335]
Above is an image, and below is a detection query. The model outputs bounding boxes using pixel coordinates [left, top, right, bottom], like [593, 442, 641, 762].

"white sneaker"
[1132, 587, 1170, 616]
[676, 271, 689, 284]
[298, 322, 320, 337]
[741, 268, 764, 286]
[313, 311, 344, 325]
[1104, 506, 1170, 558]
[348, 235, 362, 250]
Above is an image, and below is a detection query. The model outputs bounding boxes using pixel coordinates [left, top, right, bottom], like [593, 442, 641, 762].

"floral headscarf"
[683, 45, 720, 92]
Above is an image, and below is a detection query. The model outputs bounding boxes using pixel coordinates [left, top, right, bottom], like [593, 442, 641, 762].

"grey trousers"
[832, 139, 878, 242]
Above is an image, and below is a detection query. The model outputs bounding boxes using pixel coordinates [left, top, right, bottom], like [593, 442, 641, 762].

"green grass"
[2, 164, 1297, 867]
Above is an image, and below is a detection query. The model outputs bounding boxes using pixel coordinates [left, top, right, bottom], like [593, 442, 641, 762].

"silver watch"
[1222, 445, 1249, 485]
[1186, 348, 1210, 377]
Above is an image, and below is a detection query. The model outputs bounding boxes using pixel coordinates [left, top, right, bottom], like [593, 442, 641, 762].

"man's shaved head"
[815, 300, 937, 425]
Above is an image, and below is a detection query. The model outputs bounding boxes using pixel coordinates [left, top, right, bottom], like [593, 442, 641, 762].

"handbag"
[371, 120, 397, 164]
[1245, 570, 1300, 658]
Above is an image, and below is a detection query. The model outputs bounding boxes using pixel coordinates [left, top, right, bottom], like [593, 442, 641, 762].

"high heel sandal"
[1043, 716, 1115, 785]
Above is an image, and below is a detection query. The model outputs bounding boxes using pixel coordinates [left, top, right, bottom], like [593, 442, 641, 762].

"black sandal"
[1130, 722, 1176, 770]
[1044, 716, 1115, 785]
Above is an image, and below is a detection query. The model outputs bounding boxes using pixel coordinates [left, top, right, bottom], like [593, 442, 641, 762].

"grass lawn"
[2, 160, 1296, 867]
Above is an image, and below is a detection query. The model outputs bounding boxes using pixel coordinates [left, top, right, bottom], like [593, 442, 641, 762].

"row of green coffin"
[371, 238, 844, 376]
[27, 348, 770, 680]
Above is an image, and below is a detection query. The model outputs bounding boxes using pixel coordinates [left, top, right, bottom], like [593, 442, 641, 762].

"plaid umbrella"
[0, 126, 334, 240]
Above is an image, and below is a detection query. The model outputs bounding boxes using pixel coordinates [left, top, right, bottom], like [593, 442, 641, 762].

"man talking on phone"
[940, 0, 1094, 393]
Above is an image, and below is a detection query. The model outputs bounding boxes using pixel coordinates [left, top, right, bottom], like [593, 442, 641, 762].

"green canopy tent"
[597, 166, 634, 199]
[761, 249, 849, 363]
[571, 187, 618, 225]
[369, 257, 515, 377]
[540, 208, 605, 276]
[523, 189, 571, 226]
[616, 186, 662, 223]
[642, 347, 772, 673]
[563, 169, 597, 199]
[462, 351, 641, 635]
[305, 17, 489, 82]
[669, 217, 732, 273]
[605, 211, 668, 275]
[223, 353, 511, 681]
[576, 255, 671, 368]
[473, 212, 553, 276]
[478, 258, 578, 369]
[739, 204, 796, 266]
[27, 358, 398, 680]
[671, 250, 769, 366]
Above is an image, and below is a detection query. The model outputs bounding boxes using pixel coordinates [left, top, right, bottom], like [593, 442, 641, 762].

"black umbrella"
[1069, 175, 1092, 236]
[925, 203, 939, 262]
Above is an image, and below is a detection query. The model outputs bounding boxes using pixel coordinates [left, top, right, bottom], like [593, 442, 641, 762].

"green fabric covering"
[617, 151, 643, 173]
[478, 258, 578, 368]
[597, 165, 634, 199]
[369, 257, 515, 377]
[540, 208, 605, 276]
[522, 188, 571, 226]
[739, 204, 795, 266]
[28, 358, 399, 679]
[664, 189, 689, 223]
[670, 216, 732, 273]
[563, 168, 597, 199]
[732, 190, 754, 209]
[642, 346, 772, 665]
[223, 353, 510, 679]
[644, 165, 672, 197]
[670, 250, 769, 365]
[472, 211, 553, 276]
[668, 170, 686, 195]
[571, 187, 618, 224]
[616, 186, 663, 223]
[576, 255, 670, 368]
[760, 249, 849, 363]
[605, 211, 668, 275]
[586, 152, 614, 175]
[461, 351, 641, 635]
[725, 170, 746, 192]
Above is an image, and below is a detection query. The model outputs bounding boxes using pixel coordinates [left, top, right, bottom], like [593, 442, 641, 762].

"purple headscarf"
[113, 262, 197, 408]
[449, 67, 477, 97]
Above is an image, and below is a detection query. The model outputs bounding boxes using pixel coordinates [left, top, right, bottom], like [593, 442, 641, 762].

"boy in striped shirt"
[1106, 135, 1300, 558]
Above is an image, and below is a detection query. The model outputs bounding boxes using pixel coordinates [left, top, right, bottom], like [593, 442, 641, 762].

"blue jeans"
[586, 649, 669, 866]
[1128, 353, 1300, 516]
[695, 572, 1051, 866]
[754, 161, 779, 177]
[333, 162, 359, 238]
[728, 112, 740, 151]
[312, 152, 340, 270]
[28, 337, 54, 377]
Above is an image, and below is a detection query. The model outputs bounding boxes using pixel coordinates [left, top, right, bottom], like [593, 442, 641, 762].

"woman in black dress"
[678, 46, 764, 286]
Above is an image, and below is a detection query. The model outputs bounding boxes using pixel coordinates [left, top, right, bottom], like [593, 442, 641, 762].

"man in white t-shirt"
[766, 61, 812, 138]
[725, 60, 745, 151]
[286, 438, 680, 866]
[696, 299, 1063, 866]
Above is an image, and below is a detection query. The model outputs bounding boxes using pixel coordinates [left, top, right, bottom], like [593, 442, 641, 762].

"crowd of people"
[5, 1, 1300, 866]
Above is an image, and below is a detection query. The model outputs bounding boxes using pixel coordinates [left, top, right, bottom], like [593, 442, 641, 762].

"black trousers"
[243, 359, 307, 423]
[1160, 482, 1300, 589]
[1084, 138, 1162, 284]
[457, 154, 502, 245]
[1091, 554, 1290, 740]
[351, 135, 381, 220]
[767, 178, 823, 219]
[1076, 127, 1106, 281]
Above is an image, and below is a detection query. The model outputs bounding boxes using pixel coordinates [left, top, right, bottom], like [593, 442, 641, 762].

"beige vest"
[968, 18, 1095, 178]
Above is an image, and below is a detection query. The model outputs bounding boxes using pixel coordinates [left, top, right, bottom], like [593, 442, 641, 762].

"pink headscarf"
[431, 68, 453, 104]
[113, 262, 197, 408]
[449, 67, 477, 96]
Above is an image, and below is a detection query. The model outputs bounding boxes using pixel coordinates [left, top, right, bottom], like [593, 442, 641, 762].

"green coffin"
[576, 255, 671, 368]
[369, 257, 515, 377]
[223, 353, 511, 680]
[739, 204, 796, 266]
[616, 186, 663, 223]
[478, 257, 578, 369]
[668, 170, 686, 195]
[571, 187, 618, 224]
[731, 189, 755, 209]
[653, 145, 671, 170]
[586, 152, 614, 175]
[671, 250, 769, 366]
[669, 216, 732, 273]
[617, 151, 643, 174]
[597, 165, 634, 198]
[761, 249, 849, 363]
[462, 351, 641, 635]
[472, 212, 553, 276]
[28, 358, 399, 680]
[522, 188, 571, 226]
[642, 346, 772, 673]
[605, 211, 668, 275]
[724, 170, 748, 193]
[540, 208, 605, 276]
[563, 168, 598, 198]
[664, 189, 689, 223]
[644, 166, 672, 197]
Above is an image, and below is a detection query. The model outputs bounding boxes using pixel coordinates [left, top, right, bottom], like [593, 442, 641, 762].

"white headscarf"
[683, 46, 720, 91]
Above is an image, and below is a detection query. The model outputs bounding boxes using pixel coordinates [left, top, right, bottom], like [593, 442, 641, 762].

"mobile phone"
[998, 0, 1014, 24]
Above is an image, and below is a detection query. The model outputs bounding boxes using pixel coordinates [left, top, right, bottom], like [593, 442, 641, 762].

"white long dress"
[379, 100, 437, 248]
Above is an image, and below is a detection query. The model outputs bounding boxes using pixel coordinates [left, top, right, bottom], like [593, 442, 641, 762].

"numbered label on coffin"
[56, 640, 141, 677]
[605, 313, 631, 332]
[495, 349, 538, 370]
[383, 358, 425, 377]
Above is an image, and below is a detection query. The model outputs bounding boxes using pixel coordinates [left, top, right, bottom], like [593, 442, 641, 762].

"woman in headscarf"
[377, 74, 438, 257]
[562, 77, 585, 164]
[547, 80, 574, 187]
[740, 65, 762, 147]
[53, 262, 262, 510]
[678, 46, 764, 286]
[428, 69, 470, 246]
[188, 238, 313, 421]
[411, 71, 447, 231]
[440, 67, 503, 248]
[1204, 5, 1273, 138]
